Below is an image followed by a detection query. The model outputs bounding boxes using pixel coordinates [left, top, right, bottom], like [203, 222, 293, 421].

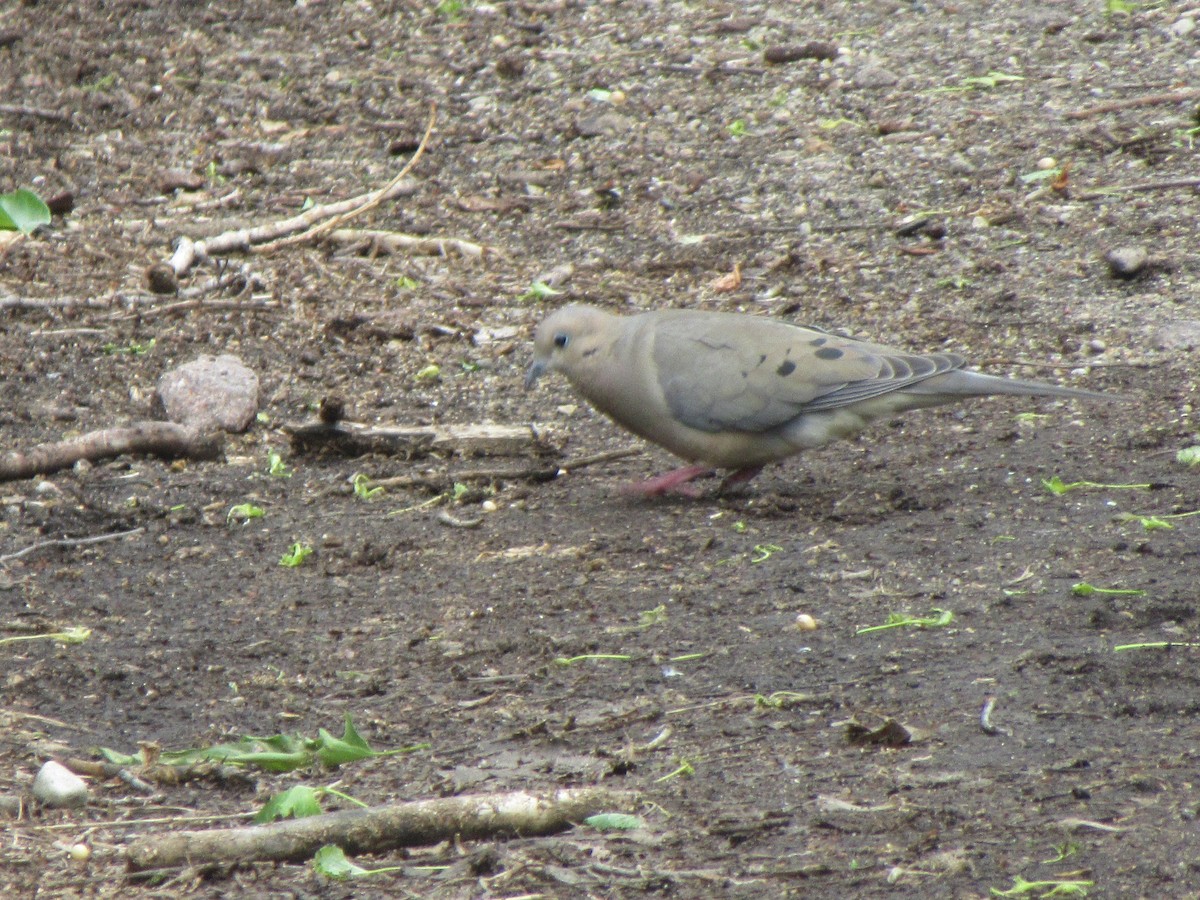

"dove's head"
[525, 304, 616, 390]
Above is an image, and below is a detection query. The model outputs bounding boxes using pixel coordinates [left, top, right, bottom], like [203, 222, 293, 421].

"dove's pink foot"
[621, 464, 714, 498]
[719, 465, 764, 492]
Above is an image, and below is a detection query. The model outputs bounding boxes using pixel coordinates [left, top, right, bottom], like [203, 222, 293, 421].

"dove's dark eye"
[553, 333, 569, 349]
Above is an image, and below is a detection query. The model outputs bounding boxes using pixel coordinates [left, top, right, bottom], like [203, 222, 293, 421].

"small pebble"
[1036, 156, 1058, 170]
[1171, 16, 1196, 37]
[796, 613, 819, 631]
[1087, 338, 1106, 354]
[32, 761, 88, 809]
[1104, 246, 1148, 279]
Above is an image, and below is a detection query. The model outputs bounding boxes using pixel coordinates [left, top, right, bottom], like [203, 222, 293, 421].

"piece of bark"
[0, 422, 222, 482]
[126, 786, 628, 871]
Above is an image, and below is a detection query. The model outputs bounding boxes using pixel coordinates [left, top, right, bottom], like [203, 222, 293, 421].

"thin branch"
[167, 106, 436, 275]
[0, 528, 145, 564]
[0, 103, 72, 123]
[1076, 177, 1200, 201]
[256, 106, 438, 253]
[1064, 88, 1200, 120]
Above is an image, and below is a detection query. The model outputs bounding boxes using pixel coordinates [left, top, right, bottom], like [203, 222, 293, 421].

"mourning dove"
[526, 304, 1110, 496]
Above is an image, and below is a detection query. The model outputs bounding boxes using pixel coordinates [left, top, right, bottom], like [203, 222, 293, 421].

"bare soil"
[3, 1, 1200, 897]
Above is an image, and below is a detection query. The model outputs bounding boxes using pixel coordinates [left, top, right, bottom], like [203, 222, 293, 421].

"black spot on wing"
[776, 359, 796, 377]
[815, 346, 843, 360]
[809, 337, 827, 346]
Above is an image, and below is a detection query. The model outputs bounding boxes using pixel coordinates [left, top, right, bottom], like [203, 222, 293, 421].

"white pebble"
[1036, 156, 1057, 170]
[32, 761, 88, 809]
[795, 613, 819, 631]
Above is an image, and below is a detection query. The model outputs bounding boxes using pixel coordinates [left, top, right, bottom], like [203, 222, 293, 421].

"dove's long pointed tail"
[909, 369, 1112, 401]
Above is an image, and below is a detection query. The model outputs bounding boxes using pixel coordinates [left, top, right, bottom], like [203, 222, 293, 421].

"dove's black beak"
[524, 359, 547, 390]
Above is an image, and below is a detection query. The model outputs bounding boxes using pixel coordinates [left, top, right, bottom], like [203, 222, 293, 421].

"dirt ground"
[2, 0, 1200, 896]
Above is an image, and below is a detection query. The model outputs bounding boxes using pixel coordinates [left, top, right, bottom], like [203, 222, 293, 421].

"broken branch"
[0, 422, 222, 482]
[125, 786, 628, 871]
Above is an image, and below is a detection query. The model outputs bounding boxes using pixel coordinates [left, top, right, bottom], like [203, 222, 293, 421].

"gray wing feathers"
[653, 318, 968, 433]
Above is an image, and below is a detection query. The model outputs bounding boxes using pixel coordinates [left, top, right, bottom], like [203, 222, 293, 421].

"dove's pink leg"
[621, 464, 713, 498]
[719, 465, 764, 492]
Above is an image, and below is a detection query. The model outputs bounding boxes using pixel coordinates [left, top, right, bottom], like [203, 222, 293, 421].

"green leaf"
[317, 715, 377, 767]
[584, 813, 645, 831]
[255, 785, 324, 823]
[279, 543, 313, 567]
[228, 503, 265, 521]
[313, 845, 370, 880]
[0, 188, 52, 234]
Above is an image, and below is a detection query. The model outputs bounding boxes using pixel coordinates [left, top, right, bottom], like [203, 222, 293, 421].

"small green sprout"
[518, 281, 564, 302]
[80, 73, 117, 93]
[0, 188, 51, 233]
[930, 71, 1025, 94]
[817, 117, 859, 130]
[1015, 412, 1051, 424]
[654, 758, 695, 783]
[267, 450, 292, 478]
[553, 654, 633, 666]
[228, 503, 265, 522]
[1115, 513, 1173, 531]
[0, 627, 91, 647]
[1019, 166, 1066, 184]
[313, 845, 407, 881]
[393, 275, 419, 290]
[934, 275, 976, 290]
[727, 119, 748, 137]
[450, 482, 470, 502]
[739, 37, 763, 51]
[754, 691, 810, 710]
[856, 608, 954, 635]
[414, 364, 441, 381]
[990, 875, 1093, 897]
[280, 543, 313, 567]
[460, 360, 481, 373]
[102, 338, 155, 355]
[607, 604, 668, 634]
[256, 411, 271, 424]
[750, 544, 783, 564]
[732, 521, 747, 534]
[352, 473, 383, 500]
[1176, 446, 1200, 466]
[1042, 476, 1152, 495]
[1070, 582, 1145, 598]
[668, 652, 707, 662]
[434, 0, 465, 20]
[1042, 842, 1081, 864]
[1113, 641, 1200, 652]
[1105, 0, 1138, 14]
